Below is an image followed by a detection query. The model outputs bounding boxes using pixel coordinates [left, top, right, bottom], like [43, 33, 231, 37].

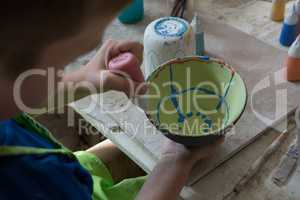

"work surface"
[40, 1, 300, 199]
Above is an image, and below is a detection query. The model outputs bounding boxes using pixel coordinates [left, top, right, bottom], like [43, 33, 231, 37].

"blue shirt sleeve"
[0, 120, 93, 200]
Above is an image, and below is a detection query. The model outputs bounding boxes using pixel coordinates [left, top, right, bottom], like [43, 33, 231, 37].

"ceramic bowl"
[146, 56, 247, 146]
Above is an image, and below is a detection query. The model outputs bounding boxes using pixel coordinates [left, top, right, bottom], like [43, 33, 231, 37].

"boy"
[0, 1, 222, 199]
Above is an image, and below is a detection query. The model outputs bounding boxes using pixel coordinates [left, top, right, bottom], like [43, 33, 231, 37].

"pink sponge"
[108, 52, 145, 82]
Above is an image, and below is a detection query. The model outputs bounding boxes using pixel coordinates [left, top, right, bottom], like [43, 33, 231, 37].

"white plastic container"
[143, 17, 195, 78]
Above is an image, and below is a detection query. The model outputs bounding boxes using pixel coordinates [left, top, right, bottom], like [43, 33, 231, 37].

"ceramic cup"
[143, 17, 195, 79]
[146, 56, 247, 146]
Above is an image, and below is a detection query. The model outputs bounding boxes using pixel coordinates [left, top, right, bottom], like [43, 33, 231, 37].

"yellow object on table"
[271, 0, 286, 22]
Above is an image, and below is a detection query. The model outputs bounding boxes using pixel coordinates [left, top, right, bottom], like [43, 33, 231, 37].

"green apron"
[1, 113, 145, 200]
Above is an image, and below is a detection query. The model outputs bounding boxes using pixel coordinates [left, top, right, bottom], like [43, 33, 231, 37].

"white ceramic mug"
[143, 17, 195, 78]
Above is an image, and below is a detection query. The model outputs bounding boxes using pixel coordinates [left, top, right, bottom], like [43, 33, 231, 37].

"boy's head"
[0, 0, 131, 119]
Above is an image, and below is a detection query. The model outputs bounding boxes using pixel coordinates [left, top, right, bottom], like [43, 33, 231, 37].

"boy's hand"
[136, 137, 224, 200]
[86, 39, 143, 71]
[83, 40, 146, 96]
[161, 137, 224, 167]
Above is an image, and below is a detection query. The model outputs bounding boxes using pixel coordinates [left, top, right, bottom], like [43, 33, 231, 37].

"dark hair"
[0, 0, 131, 76]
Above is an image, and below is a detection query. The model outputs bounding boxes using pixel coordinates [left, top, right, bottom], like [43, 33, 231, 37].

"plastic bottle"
[118, 0, 144, 24]
[271, 0, 286, 22]
[279, 4, 298, 47]
[286, 35, 300, 81]
[295, 0, 300, 35]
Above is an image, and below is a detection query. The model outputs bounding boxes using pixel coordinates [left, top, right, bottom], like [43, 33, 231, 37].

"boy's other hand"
[86, 39, 143, 72]
[65, 39, 146, 96]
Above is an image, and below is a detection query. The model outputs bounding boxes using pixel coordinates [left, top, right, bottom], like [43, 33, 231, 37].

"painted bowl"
[146, 56, 247, 146]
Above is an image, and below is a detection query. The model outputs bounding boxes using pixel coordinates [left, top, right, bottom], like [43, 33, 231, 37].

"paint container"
[118, 0, 144, 24]
[271, 0, 286, 22]
[108, 52, 145, 82]
[144, 17, 195, 78]
[285, 36, 300, 81]
[191, 13, 205, 56]
[279, 5, 298, 47]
